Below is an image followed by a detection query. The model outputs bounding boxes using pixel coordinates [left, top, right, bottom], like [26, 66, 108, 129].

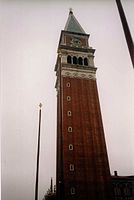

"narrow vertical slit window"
[69, 164, 74, 171]
[66, 82, 70, 87]
[68, 126, 72, 132]
[69, 144, 73, 150]
[67, 111, 72, 116]
[70, 187, 75, 195]
[67, 96, 71, 101]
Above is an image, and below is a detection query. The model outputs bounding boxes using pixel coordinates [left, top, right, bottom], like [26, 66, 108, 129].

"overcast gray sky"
[1, 0, 134, 200]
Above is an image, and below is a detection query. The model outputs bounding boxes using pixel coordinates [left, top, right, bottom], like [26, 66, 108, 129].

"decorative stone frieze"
[61, 66, 96, 80]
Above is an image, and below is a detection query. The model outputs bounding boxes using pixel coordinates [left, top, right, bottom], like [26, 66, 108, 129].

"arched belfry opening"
[84, 57, 88, 66]
[67, 55, 72, 64]
[78, 57, 83, 65]
[73, 56, 77, 64]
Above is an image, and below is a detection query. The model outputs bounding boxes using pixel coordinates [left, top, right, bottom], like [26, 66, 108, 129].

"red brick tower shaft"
[55, 10, 112, 200]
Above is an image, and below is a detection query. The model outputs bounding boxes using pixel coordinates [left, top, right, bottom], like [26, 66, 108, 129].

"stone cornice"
[59, 45, 95, 54]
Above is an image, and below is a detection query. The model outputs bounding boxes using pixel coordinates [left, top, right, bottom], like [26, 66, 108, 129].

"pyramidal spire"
[64, 9, 86, 34]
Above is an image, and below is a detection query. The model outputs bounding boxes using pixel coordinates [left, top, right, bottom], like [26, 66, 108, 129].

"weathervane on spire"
[39, 103, 42, 109]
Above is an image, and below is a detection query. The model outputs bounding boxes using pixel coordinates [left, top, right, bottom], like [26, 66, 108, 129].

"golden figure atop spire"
[69, 8, 73, 14]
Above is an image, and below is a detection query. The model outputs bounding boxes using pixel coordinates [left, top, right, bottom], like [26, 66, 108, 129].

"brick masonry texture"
[56, 76, 112, 200]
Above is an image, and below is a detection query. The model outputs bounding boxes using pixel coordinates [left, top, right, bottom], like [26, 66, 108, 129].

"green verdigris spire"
[64, 9, 86, 34]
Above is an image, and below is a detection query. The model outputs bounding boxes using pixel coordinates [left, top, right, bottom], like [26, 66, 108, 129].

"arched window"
[69, 164, 74, 171]
[84, 58, 88, 66]
[66, 82, 70, 87]
[73, 56, 77, 64]
[69, 144, 73, 150]
[68, 126, 72, 132]
[114, 184, 121, 196]
[67, 96, 71, 101]
[67, 111, 72, 116]
[78, 57, 83, 65]
[70, 187, 75, 195]
[67, 55, 72, 64]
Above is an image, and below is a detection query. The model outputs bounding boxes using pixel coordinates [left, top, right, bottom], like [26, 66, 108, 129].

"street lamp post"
[116, 0, 134, 68]
[35, 103, 42, 200]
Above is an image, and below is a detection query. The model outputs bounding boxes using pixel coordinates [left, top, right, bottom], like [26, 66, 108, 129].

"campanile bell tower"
[55, 10, 112, 200]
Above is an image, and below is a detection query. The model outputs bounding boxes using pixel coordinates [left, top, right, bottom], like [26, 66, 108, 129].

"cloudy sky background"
[1, 0, 134, 200]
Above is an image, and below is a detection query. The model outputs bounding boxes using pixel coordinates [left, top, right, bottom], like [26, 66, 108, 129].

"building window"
[73, 56, 77, 64]
[78, 57, 83, 65]
[67, 55, 89, 66]
[66, 82, 70, 87]
[67, 55, 72, 64]
[70, 164, 74, 171]
[67, 96, 71, 101]
[69, 144, 73, 150]
[68, 126, 72, 132]
[114, 185, 121, 196]
[124, 186, 130, 196]
[84, 57, 88, 66]
[70, 187, 75, 195]
[67, 111, 72, 116]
